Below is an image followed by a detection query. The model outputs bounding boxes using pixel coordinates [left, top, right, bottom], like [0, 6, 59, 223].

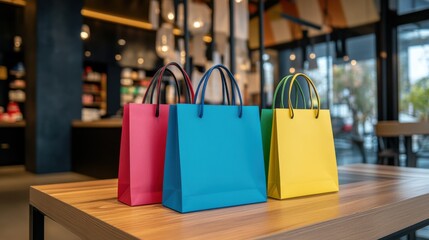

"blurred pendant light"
[149, 0, 160, 29]
[289, 52, 296, 61]
[308, 44, 318, 69]
[177, 3, 184, 30]
[178, 39, 186, 65]
[13, 36, 22, 52]
[308, 41, 316, 58]
[117, 39, 126, 46]
[162, 0, 175, 23]
[156, 23, 175, 58]
[188, 2, 211, 34]
[81, 24, 90, 40]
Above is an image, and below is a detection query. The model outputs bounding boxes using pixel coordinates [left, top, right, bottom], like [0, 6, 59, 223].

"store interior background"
[1, 0, 429, 239]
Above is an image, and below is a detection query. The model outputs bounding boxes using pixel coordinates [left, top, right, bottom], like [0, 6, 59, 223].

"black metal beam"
[280, 13, 322, 30]
[183, 0, 191, 75]
[206, 0, 215, 61]
[376, 0, 399, 165]
[395, 8, 429, 26]
[229, 0, 236, 74]
[259, 0, 265, 109]
[376, 0, 398, 122]
[249, 0, 278, 19]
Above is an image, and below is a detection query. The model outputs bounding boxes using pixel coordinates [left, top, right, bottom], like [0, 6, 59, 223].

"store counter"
[71, 119, 122, 128]
[0, 121, 25, 165]
[72, 119, 122, 178]
[0, 121, 26, 127]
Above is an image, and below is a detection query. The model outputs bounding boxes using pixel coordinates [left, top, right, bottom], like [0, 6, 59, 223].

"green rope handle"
[272, 75, 307, 109]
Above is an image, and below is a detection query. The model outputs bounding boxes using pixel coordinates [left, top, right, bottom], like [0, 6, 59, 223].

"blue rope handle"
[195, 68, 234, 105]
[194, 64, 243, 118]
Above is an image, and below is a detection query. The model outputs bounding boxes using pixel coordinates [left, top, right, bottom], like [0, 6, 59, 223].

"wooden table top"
[375, 121, 429, 136]
[29, 164, 429, 240]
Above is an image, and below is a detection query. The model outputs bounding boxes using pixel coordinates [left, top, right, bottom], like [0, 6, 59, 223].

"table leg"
[30, 205, 44, 240]
[404, 136, 416, 167]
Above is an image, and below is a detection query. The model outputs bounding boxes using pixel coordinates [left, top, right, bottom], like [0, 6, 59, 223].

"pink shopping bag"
[118, 62, 194, 206]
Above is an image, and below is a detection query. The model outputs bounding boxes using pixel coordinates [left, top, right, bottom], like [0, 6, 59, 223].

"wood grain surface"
[30, 164, 429, 240]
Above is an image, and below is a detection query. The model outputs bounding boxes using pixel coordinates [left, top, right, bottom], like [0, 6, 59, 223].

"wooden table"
[29, 164, 429, 240]
[375, 121, 429, 167]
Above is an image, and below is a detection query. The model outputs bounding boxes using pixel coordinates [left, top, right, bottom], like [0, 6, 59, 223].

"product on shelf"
[1, 102, 23, 122]
[8, 90, 25, 102]
[6, 62, 26, 120]
[82, 108, 101, 122]
[120, 67, 150, 106]
[81, 64, 107, 120]
[9, 79, 26, 89]
[0, 66, 7, 80]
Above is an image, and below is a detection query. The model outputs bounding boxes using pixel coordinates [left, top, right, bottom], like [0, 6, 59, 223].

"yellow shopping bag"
[268, 73, 339, 199]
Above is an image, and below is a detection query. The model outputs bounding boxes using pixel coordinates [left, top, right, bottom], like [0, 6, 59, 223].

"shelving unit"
[120, 67, 151, 106]
[8, 68, 26, 103]
[4, 62, 25, 121]
[82, 65, 107, 121]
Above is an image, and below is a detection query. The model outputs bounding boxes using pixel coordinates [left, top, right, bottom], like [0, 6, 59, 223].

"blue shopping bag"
[162, 65, 267, 213]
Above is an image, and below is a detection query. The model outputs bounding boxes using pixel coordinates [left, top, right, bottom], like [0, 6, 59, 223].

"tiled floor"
[0, 165, 92, 240]
[0, 148, 428, 240]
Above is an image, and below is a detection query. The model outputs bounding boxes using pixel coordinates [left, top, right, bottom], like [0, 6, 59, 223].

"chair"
[351, 135, 367, 164]
[416, 136, 429, 167]
[377, 137, 400, 166]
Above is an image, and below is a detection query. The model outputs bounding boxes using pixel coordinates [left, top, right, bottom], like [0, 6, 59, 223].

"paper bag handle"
[272, 75, 306, 110]
[288, 73, 320, 119]
[195, 67, 234, 106]
[144, 67, 181, 104]
[281, 75, 314, 110]
[143, 62, 195, 117]
[194, 65, 243, 118]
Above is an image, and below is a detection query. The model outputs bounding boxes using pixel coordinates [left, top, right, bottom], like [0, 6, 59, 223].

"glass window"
[332, 35, 377, 138]
[331, 35, 377, 165]
[279, 34, 377, 165]
[398, 21, 429, 122]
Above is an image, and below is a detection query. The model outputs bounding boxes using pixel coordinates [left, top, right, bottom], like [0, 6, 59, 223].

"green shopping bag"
[261, 75, 307, 179]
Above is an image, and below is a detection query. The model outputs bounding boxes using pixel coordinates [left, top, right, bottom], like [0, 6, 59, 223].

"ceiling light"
[81, 24, 90, 40]
[167, 12, 174, 20]
[118, 39, 126, 46]
[343, 55, 350, 61]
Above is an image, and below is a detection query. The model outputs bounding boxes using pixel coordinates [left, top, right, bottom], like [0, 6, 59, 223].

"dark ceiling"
[84, 0, 151, 22]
